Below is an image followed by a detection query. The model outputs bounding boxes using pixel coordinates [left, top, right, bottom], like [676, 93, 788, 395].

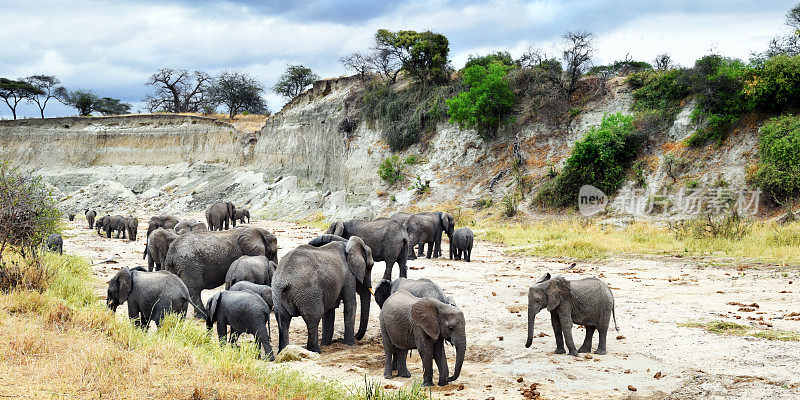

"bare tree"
[368, 47, 402, 83]
[143, 68, 211, 113]
[653, 53, 673, 71]
[23, 75, 66, 118]
[339, 52, 373, 82]
[561, 31, 595, 95]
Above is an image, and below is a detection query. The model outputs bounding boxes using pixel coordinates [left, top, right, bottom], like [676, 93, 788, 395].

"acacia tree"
[272, 65, 318, 99]
[562, 31, 595, 95]
[143, 68, 212, 113]
[374, 29, 450, 85]
[24, 75, 66, 118]
[95, 97, 131, 116]
[0, 78, 44, 120]
[62, 89, 99, 116]
[209, 71, 268, 119]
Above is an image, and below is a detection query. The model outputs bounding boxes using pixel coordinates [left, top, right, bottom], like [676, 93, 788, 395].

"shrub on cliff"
[746, 54, 800, 112]
[751, 114, 800, 204]
[446, 62, 515, 140]
[537, 113, 638, 208]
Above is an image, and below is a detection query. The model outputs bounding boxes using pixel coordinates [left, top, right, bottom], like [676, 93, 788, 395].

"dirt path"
[62, 216, 800, 399]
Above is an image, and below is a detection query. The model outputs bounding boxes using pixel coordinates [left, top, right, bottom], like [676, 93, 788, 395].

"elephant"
[99, 215, 126, 239]
[229, 281, 274, 309]
[124, 216, 138, 241]
[272, 235, 374, 354]
[206, 201, 235, 231]
[374, 277, 456, 309]
[68, 213, 75, 221]
[450, 227, 474, 262]
[525, 273, 618, 356]
[174, 219, 207, 235]
[233, 208, 250, 225]
[106, 266, 192, 329]
[389, 211, 445, 257]
[143, 227, 179, 272]
[326, 218, 408, 280]
[45, 233, 63, 255]
[379, 290, 466, 387]
[206, 290, 274, 360]
[85, 209, 96, 229]
[404, 212, 455, 259]
[145, 214, 180, 238]
[95, 215, 107, 235]
[225, 255, 275, 289]
[164, 226, 278, 319]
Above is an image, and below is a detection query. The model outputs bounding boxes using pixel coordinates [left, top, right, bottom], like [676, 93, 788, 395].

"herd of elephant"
[80, 201, 617, 388]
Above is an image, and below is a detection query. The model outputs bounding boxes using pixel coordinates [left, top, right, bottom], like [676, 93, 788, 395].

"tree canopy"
[0, 78, 44, 120]
[375, 29, 450, 85]
[446, 62, 514, 139]
[143, 68, 212, 113]
[272, 65, 318, 99]
[24, 75, 66, 118]
[62, 89, 130, 116]
[209, 71, 268, 118]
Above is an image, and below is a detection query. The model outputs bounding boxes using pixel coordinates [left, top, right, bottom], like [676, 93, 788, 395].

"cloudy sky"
[1, 0, 797, 119]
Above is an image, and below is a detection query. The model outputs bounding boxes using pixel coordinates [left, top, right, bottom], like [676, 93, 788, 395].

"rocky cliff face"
[0, 76, 763, 220]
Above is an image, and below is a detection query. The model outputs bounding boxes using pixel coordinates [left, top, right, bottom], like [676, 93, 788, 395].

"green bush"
[446, 62, 515, 140]
[751, 114, 800, 203]
[464, 51, 515, 70]
[536, 113, 638, 208]
[0, 161, 61, 257]
[746, 54, 800, 112]
[378, 155, 404, 185]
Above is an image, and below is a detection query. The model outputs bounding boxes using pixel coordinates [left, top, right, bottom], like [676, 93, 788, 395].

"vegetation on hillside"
[751, 114, 800, 204]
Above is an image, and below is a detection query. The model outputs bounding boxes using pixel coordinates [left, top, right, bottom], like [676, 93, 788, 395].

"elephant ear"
[118, 267, 133, 304]
[265, 261, 276, 285]
[327, 222, 344, 236]
[411, 298, 440, 340]
[206, 293, 222, 325]
[546, 276, 571, 311]
[345, 236, 372, 286]
[536, 272, 552, 284]
[308, 234, 346, 247]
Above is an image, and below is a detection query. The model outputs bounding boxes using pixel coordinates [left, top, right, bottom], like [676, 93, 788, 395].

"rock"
[273, 345, 320, 363]
[627, 385, 637, 391]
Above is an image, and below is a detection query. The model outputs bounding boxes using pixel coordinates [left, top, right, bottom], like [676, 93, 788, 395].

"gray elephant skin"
[143, 227, 179, 271]
[225, 255, 275, 289]
[229, 281, 274, 309]
[374, 277, 455, 309]
[272, 235, 374, 354]
[46, 233, 63, 255]
[164, 226, 278, 319]
[174, 219, 207, 235]
[450, 227, 473, 262]
[390, 211, 452, 257]
[379, 290, 466, 386]
[85, 209, 96, 229]
[124, 216, 138, 241]
[233, 208, 250, 225]
[98, 215, 126, 239]
[206, 290, 274, 360]
[107, 266, 192, 328]
[206, 201, 236, 231]
[327, 218, 408, 280]
[146, 214, 180, 238]
[403, 212, 455, 259]
[526, 273, 618, 356]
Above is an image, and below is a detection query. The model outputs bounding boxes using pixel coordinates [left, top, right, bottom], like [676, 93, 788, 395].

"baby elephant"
[206, 290, 274, 360]
[124, 216, 138, 241]
[380, 290, 466, 387]
[107, 266, 192, 329]
[374, 277, 455, 309]
[526, 273, 618, 356]
[449, 227, 473, 262]
[225, 255, 276, 289]
[46, 233, 63, 255]
[228, 281, 273, 309]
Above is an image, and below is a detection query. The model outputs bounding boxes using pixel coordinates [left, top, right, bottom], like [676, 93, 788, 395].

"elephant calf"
[234, 208, 250, 225]
[46, 233, 63, 255]
[374, 277, 455, 309]
[124, 216, 138, 241]
[85, 209, 96, 229]
[174, 219, 207, 235]
[107, 266, 192, 329]
[144, 227, 179, 271]
[450, 227, 474, 262]
[228, 281, 274, 309]
[206, 290, 274, 360]
[380, 290, 466, 387]
[526, 273, 618, 356]
[225, 255, 275, 289]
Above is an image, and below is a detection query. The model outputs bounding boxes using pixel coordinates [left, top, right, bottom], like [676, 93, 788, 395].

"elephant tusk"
[368, 287, 374, 295]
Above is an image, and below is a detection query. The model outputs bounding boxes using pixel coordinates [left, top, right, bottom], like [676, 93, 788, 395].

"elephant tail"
[143, 243, 148, 259]
[611, 293, 619, 331]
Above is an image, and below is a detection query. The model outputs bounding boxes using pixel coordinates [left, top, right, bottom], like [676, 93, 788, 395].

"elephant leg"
[417, 242, 424, 257]
[596, 326, 608, 355]
[147, 254, 154, 272]
[186, 285, 206, 320]
[396, 349, 411, 378]
[128, 302, 144, 330]
[321, 308, 335, 346]
[398, 254, 408, 279]
[224, 216, 229, 230]
[433, 341, 449, 386]
[216, 314, 228, 345]
[302, 309, 323, 353]
[465, 248, 471, 262]
[254, 326, 274, 361]
[276, 308, 291, 353]
[551, 311, 566, 354]
[558, 311, 578, 356]
[382, 258, 395, 281]
[578, 326, 595, 353]
[342, 292, 356, 346]
[382, 330, 394, 379]
[449, 241, 454, 260]
[418, 340, 435, 387]
[425, 241, 434, 259]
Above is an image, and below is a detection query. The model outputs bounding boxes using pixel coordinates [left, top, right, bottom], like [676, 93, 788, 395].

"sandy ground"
[62, 215, 800, 400]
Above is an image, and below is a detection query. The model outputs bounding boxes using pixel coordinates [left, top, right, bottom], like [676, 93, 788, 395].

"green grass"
[682, 321, 800, 342]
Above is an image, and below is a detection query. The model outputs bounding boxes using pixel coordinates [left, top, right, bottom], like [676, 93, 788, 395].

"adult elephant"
[206, 201, 235, 231]
[327, 218, 408, 280]
[164, 226, 278, 319]
[404, 212, 455, 259]
[272, 235, 374, 354]
[146, 214, 180, 238]
[100, 215, 126, 239]
[143, 227, 179, 272]
[233, 208, 250, 225]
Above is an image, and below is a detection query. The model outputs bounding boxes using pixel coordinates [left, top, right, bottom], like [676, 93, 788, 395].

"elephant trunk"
[525, 305, 538, 348]
[448, 336, 466, 382]
[355, 287, 371, 340]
